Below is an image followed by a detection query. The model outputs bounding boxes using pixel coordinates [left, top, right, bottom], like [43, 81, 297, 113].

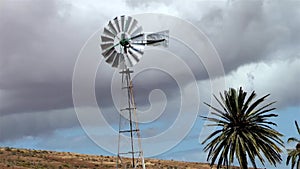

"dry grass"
[0, 147, 255, 169]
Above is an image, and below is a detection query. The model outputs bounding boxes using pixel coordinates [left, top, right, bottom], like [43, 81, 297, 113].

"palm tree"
[201, 87, 284, 169]
[286, 121, 300, 169]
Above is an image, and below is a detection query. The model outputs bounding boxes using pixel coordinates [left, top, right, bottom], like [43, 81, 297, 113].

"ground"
[0, 147, 253, 169]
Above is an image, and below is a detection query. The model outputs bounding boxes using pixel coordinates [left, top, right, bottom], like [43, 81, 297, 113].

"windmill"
[100, 15, 169, 169]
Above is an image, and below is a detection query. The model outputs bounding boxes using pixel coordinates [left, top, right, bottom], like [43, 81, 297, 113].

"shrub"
[5, 147, 12, 151]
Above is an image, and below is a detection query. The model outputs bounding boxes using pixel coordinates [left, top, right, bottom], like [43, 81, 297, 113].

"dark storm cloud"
[0, 108, 79, 141]
[0, 1, 102, 115]
[199, 0, 300, 73]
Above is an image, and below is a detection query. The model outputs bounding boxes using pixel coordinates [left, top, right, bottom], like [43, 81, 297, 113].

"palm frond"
[241, 91, 256, 114]
[287, 137, 300, 143]
[295, 121, 300, 135]
[245, 94, 270, 116]
[213, 94, 228, 114]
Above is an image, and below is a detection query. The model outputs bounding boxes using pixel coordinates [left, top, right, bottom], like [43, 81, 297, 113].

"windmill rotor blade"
[124, 16, 132, 32]
[128, 49, 140, 63]
[113, 17, 121, 32]
[121, 33, 125, 40]
[124, 54, 133, 67]
[112, 53, 120, 68]
[106, 51, 117, 64]
[130, 33, 144, 41]
[130, 26, 143, 37]
[120, 15, 125, 31]
[100, 42, 114, 50]
[106, 50, 117, 61]
[103, 27, 115, 38]
[101, 35, 114, 43]
[108, 21, 118, 35]
[102, 47, 115, 58]
[129, 45, 144, 55]
[127, 51, 139, 65]
[119, 53, 124, 63]
[118, 54, 126, 69]
[128, 19, 137, 34]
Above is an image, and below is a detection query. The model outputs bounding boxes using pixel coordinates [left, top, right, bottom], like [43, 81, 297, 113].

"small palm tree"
[286, 121, 300, 169]
[201, 87, 284, 169]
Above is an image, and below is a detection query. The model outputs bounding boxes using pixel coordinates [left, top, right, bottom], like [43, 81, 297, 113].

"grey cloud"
[0, 108, 79, 141]
[0, 1, 102, 115]
[0, 0, 299, 141]
[211, 58, 300, 109]
[126, 0, 174, 8]
[198, 0, 300, 72]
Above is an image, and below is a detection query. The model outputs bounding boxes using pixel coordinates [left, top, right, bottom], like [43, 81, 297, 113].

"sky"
[0, 0, 300, 169]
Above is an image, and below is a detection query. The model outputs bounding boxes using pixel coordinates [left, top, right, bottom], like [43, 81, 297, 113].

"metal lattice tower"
[117, 68, 145, 169]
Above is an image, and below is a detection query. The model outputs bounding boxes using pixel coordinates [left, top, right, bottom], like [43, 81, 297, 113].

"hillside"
[0, 147, 246, 169]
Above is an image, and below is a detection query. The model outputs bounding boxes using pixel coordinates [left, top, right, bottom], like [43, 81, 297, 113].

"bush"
[63, 164, 70, 168]
[5, 147, 12, 151]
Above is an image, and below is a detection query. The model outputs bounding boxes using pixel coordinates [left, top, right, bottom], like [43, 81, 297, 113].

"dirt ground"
[0, 147, 252, 169]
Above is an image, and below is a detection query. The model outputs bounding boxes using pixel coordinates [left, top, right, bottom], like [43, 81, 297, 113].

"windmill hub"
[120, 38, 130, 46]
